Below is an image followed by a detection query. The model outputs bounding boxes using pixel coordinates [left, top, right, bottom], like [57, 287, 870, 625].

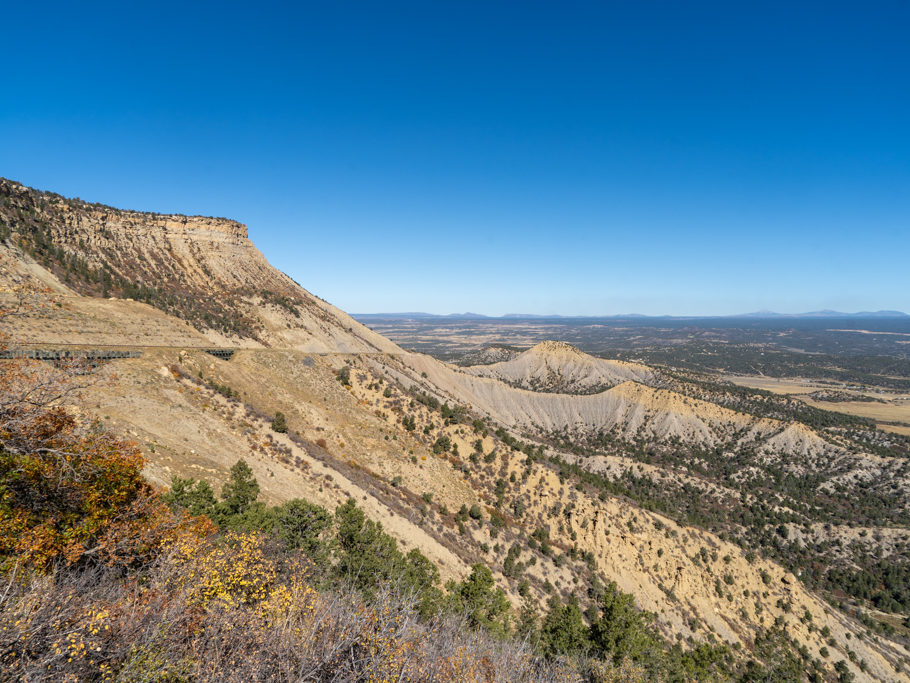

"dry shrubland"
[1, 533, 580, 683]
[0, 304, 849, 682]
[0, 351, 602, 682]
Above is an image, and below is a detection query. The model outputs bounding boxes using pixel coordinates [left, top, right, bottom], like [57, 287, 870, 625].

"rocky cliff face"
[0, 177, 398, 353]
[45, 199, 281, 293]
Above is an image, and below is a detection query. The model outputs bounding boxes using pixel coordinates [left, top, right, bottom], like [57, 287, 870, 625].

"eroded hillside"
[0, 177, 397, 353]
[465, 340, 658, 393]
[2, 179, 909, 681]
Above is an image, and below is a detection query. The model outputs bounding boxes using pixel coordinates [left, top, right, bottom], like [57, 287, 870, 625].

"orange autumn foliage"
[0, 354, 210, 572]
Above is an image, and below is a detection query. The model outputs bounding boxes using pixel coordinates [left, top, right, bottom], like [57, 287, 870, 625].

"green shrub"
[270, 411, 288, 433]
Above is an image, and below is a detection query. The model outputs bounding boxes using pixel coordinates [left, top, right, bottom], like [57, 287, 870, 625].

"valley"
[2, 177, 910, 681]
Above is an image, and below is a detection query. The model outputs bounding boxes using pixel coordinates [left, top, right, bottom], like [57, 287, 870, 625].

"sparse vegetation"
[4, 178, 908, 681]
[336, 366, 351, 386]
[270, 411, 288, 433]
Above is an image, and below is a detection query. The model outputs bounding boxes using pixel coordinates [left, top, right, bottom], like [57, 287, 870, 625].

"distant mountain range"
[355, 310, 909, 320]
[735, 310, 909, 319]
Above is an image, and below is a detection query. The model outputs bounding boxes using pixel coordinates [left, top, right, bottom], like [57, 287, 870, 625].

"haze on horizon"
[1, 1, 908, 317]
[353, 309, 910, 319]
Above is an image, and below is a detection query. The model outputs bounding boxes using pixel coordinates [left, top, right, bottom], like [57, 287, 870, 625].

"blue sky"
[1, 1, 908, 315]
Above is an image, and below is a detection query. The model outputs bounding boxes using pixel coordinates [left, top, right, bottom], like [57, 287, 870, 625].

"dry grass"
[725, 374, 910, 430]
[796, 396, 910, 425]
[882, 423, 910, 436]
[724, 375, 821, 394]
[0, 534, 577, 683]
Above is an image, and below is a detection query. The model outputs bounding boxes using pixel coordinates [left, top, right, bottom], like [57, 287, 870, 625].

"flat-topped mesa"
[0, 176, 401, 353]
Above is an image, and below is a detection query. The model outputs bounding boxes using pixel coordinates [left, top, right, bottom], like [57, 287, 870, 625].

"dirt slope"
[466, 340, 657, 393]
[400, 351, 847, 452]
[0, 178, 399, 353]
[2, 178, 909, 680]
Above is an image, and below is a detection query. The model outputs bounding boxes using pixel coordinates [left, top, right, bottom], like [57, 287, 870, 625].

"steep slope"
[402, 351, 835, 450]
[465, 340, 658, 393]
[3, 178, 909, 681]
[53, 341, 910, 681]
[0, 177, 398, 353]
[5, 217, 906, 522]
[62, 338, 910, 681]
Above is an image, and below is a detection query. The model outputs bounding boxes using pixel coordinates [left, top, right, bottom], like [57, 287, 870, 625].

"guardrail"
[0, 349, 143, 361]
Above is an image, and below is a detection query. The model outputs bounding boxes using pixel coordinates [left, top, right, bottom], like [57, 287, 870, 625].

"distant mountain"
[859, 310, 910, 318]
[736, 310, 909, 319]
[358, 310, 909, 320]
[501, 313, 566, 319]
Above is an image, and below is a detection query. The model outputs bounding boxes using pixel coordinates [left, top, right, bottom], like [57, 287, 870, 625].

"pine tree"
[163, 477, 217, 517]
[447, 563, 511, 636]
[271, 498, 331, 561]
[218, 460, 260, 519]
[516, 593, 539, 645]
[540, 594, 589, 658]
[589, 581, 654, 665]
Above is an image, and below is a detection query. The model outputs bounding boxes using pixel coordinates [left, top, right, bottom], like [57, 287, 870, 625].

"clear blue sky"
[2, 1, 908, 316]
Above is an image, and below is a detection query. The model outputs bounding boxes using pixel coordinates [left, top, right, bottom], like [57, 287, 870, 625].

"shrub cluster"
[0, 348, 839, 681]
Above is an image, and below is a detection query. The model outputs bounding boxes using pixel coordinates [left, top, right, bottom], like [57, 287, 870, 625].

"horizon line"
[351, 309, 910, 319]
